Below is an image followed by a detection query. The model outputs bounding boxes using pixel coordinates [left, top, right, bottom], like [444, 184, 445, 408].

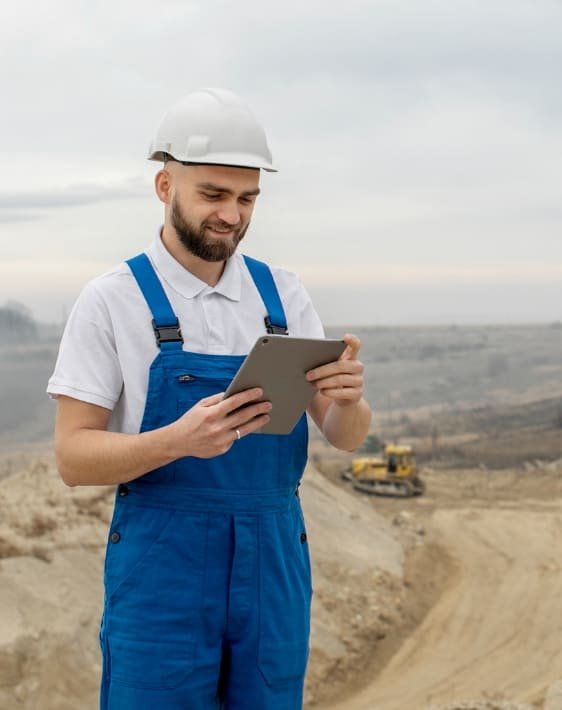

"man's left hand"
[305, 333, 364, 407]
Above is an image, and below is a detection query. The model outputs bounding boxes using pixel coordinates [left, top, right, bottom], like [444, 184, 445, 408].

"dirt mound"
[300, 467, 406, 706]
[0, 458, 114, 709]
[8, 455, 557, 710]
[0, 458, 113, 563]
[429, 702, 535, 710]
[323, 465, 562, 710]
[0, 458, 408, 709]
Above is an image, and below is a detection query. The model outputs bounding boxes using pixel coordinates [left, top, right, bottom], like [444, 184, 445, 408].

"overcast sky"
[1, 0, 561, 326]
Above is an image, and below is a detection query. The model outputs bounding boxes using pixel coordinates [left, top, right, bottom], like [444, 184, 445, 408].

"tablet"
[224, 335, 346, 435]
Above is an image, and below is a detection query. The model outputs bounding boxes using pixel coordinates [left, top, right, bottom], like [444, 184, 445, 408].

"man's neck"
[160, 225, 226, 287]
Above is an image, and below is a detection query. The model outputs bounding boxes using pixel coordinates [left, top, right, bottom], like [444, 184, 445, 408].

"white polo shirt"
[47, 233, 325, 434]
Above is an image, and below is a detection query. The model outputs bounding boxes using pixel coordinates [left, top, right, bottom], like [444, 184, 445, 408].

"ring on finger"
[234, 428, 241, 441]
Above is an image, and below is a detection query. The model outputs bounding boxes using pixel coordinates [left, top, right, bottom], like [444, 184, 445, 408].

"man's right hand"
[169, 388, 271, 459]
[54, 388, 271, 487]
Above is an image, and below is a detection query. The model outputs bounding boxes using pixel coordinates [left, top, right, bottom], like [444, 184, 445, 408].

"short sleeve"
[295, 278, 325, 339]
[269, 266, 325, 339]
[47, 281, 123, 410]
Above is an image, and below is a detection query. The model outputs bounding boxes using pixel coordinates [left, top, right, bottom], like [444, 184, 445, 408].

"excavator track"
[352, 478, 415, 497]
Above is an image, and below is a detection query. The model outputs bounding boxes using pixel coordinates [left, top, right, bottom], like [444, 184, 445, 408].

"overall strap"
[243, 255, 288, 335]
[126, 253, 183, 350]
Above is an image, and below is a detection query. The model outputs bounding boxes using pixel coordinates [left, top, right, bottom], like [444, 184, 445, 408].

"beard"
[170, 196, 249, 262]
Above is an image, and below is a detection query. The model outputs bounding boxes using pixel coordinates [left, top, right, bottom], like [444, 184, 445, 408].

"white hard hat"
[148, 88, 276, 172]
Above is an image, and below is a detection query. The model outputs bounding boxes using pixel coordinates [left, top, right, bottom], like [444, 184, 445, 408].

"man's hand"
[305, 333, 371, 451]
[305, 333, 364, 407]
[169, 388, 272, 458]
[54, 388, 271, 487]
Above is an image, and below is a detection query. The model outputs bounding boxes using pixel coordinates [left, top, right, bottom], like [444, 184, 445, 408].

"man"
[48, 88, 372, 710]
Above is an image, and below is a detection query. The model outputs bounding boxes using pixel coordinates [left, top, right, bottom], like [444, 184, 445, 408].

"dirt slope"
[0, 458, 405, 709]
[325, 466, 562, 710]
[4, 454, 562, 710]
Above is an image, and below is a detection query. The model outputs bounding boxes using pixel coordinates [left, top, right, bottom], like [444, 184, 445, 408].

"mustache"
[204, 219, 241, 231]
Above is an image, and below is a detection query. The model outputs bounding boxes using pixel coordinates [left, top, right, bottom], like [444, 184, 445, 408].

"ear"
[154, 168, 172, 204]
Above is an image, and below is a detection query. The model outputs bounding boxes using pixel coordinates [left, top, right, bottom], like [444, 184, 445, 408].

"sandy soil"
[0, 457, 405, 709]
[3, 453, 562, 710]
[320, 461, 562, 710]
[0, 457, 112, 709]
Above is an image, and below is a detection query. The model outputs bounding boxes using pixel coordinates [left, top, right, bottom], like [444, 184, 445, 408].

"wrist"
[159, 421, 187, 461]
[333, 395, 362, 409]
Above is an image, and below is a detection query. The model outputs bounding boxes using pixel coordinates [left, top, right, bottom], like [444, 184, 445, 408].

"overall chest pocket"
[175, 372, 231, 411]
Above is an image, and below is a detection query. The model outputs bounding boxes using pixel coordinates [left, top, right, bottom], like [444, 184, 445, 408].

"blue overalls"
[99, 253, 312, 710]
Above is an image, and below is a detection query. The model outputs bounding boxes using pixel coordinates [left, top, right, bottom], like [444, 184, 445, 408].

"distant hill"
[1, 321, 561, 465]
[0, 302, 60, 446]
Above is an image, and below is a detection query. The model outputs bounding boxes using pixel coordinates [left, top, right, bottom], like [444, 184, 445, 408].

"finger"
[307, 359, 363, 382]
[219, 387, 265, 415]
[314, 374, 363, 391]
[305, 336, 362, 381]
[237, 413, 271, 437]
[318, 386, 362, 403]
[226, 400, 273, 430]
[341, 333, 361, 361]
[199, 392, 228, 407]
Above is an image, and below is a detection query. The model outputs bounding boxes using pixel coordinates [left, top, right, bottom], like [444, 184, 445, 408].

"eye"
[202, 192, 222, 201]
[239, 196, 254, 206]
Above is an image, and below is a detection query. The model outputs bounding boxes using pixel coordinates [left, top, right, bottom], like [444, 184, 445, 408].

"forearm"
[56, 425, 178, 487]
[321, 397, 372, 451]
[55, 387, 271, 487]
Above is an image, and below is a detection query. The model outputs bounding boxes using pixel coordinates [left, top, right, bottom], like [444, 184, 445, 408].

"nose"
[216, 200, 241, 226]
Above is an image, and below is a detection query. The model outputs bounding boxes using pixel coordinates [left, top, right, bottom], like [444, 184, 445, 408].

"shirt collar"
[146, 230, 242, 301]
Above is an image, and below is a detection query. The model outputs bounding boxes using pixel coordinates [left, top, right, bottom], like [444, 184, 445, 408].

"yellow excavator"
[342, 444, 424, 497]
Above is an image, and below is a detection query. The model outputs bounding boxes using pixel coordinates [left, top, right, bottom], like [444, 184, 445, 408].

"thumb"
[340, 333, 361, 361]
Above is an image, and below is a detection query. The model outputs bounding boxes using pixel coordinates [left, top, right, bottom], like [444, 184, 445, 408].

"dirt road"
[324, 468, 562, 710]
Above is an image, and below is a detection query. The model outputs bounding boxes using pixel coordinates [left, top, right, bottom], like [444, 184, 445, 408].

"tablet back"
[224, 335, 346, 435]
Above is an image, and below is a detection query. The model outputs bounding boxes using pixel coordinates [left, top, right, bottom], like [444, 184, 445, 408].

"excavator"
[342, 444, 425, 497]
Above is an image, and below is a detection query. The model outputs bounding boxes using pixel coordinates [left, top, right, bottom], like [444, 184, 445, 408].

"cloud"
[0, 260, 113, 290]
[0, 177, 150, 213]
[1, 0, 562, 324]
[0, 213, 42, 224]
[2, 0, 562, 162]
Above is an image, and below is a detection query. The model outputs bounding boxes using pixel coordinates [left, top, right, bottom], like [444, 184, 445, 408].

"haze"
[1, 0, 561, 326]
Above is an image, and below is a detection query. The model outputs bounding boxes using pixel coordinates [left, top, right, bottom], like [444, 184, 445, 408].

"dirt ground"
[0, 455, 406, 710]
[2, 449, 562, 710]
[315, 450, 562, 710]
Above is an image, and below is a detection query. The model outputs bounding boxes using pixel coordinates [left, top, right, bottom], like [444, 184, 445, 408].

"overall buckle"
[264, 316, 288, 335]
[152, 319, 183, 345]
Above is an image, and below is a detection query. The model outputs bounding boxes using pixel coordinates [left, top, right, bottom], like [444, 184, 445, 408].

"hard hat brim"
[149, 150, 277, 172]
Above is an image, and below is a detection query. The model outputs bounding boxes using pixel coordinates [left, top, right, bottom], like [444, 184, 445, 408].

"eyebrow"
[196, 182, 261, 198]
